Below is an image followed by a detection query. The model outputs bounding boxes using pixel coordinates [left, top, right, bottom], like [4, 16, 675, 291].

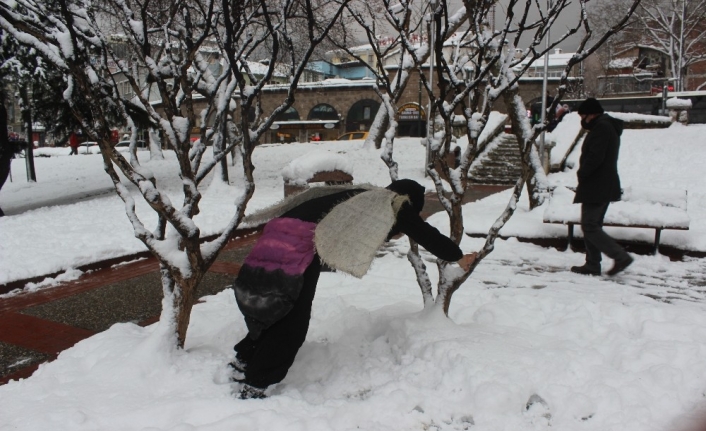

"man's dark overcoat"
[574, 114, 624, 204]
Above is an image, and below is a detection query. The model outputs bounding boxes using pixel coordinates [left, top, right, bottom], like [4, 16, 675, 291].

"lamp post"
[425, 0, 438, 177]
[539, 0, 552, 173]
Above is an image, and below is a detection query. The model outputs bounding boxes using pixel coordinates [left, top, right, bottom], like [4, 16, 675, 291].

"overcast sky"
[445, 0, 585, 52]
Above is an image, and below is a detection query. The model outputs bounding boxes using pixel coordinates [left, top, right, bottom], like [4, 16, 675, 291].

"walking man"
[571, 98, 633, 276]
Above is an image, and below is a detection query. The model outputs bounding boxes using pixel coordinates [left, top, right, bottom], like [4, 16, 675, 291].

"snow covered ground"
[1, 117, 706, 431]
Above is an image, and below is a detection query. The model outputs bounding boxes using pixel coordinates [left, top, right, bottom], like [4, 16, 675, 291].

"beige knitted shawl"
[314, 189, 409, 278]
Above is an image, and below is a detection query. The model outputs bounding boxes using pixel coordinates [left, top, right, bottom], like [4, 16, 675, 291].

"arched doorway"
[308, 104, 339, 121]
[274, 106, 300, 122]
[345, 99, 380, 132]
[396, 103, 426, 137]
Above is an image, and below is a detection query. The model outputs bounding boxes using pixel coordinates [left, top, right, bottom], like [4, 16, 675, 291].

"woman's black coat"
[282, 189, 463, 262]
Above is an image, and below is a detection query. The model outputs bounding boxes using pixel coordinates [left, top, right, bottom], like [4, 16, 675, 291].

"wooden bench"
[543, 186, 690, 255]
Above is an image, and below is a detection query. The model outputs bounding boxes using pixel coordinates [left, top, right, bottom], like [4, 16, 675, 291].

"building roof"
[264, 77, 377, 91]
[514, 51, 577, 69]
[243, 61, 289, 78]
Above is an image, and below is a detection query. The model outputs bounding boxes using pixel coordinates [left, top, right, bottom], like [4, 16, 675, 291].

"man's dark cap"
[577, 98, 604, 115]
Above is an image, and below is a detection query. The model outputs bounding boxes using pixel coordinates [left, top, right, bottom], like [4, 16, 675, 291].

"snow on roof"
[514, 52, 578, 69]
[342, 32, 473, 55]
[265, 78, 376, 90]
[243, 61, 289, 78]
[608, 57, 637, 69]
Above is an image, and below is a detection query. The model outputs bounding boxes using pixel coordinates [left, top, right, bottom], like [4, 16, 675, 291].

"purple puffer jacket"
[234, 217, 317, 338]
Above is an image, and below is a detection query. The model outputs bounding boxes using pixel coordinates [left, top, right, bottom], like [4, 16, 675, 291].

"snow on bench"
[282, 150, 354, 197]
[543, 186, 690, 254]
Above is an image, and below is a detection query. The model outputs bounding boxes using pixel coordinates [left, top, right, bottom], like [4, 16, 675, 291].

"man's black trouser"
[581, 202, 629, 268]
[234, 257, 322, 389]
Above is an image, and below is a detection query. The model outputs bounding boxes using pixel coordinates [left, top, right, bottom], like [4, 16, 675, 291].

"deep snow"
[1, 115, 706, 431]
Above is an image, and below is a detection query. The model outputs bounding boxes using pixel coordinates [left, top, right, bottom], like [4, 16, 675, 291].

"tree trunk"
[161, 267, 200, 348]
[20, 85, 36, 182]
[0, 90, 12, 216]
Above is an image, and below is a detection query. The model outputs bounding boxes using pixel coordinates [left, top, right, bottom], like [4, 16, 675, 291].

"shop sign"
[397, 103, 425, 121]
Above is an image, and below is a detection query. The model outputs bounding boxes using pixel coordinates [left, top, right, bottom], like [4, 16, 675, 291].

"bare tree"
[633, 0, 706, 91]
[589, 0, 706, 92]
[0, 0, 350, 347]
[332, 0, 640, 314]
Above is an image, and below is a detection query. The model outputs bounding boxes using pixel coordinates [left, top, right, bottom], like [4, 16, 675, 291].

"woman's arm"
[392, 204, 465, 261]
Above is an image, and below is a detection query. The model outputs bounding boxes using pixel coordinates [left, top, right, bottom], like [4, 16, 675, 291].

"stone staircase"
[469, 133, 524, 185]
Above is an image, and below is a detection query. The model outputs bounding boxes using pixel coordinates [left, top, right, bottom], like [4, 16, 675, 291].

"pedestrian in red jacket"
[68, 133, 80, 155]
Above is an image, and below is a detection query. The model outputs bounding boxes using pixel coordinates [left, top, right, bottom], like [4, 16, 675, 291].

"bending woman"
[231, 179, 476, 399]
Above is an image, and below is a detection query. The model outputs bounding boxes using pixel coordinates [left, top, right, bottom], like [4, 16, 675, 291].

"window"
[274, 107, 300, 122]
[308, 104, 339, 121]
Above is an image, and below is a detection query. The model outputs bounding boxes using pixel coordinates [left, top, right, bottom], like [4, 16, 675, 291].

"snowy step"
[469, 132, 526, 184]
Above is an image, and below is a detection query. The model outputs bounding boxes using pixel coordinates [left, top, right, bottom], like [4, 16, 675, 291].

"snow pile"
[666, 98, 693, 109]
[2, 118, 706, 431]
[2, 242, 706, 431]
[281, 149, 354, 184]
[547, 111, 582, 166]
[608, 111, 672, 124]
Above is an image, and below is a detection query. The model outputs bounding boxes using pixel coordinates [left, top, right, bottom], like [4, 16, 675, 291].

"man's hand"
[457, 253, 477, 272]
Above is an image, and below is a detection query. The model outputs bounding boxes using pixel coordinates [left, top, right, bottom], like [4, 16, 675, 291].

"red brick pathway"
[0, 231, 261, 385]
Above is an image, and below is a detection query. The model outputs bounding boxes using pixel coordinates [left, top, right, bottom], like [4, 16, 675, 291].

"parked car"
[337, 131, 369, 141]
[115, 140, 147, 149]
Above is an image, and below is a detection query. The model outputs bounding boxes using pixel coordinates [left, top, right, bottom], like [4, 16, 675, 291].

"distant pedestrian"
[69, 133, 79, 155]
[571, 98, 633, 276]
[230, 179, 477, 399]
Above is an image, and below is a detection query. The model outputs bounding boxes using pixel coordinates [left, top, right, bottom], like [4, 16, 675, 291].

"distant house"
[323, 33, 478, 81]
[511, 48, 585, 105]
[597, 36, 706, 95]
[512, 48, 583, 80]
[597, 46, 670, 96]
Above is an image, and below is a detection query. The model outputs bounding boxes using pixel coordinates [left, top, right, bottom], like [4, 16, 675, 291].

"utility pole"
[539, 0, 552, 174]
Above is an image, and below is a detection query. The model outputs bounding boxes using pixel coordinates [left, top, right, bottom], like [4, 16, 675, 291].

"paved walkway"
[0, 185, 509, 385]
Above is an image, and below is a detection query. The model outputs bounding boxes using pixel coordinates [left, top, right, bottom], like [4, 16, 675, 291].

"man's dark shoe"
[571, 265, 601, 276]
[607, 255, 633, 276]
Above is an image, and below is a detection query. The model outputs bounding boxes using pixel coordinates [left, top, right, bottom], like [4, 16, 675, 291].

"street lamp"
[425, 0, 438, 177]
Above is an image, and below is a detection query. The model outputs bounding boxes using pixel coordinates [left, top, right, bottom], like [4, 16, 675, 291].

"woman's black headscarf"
[386, 179, 425, 213]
